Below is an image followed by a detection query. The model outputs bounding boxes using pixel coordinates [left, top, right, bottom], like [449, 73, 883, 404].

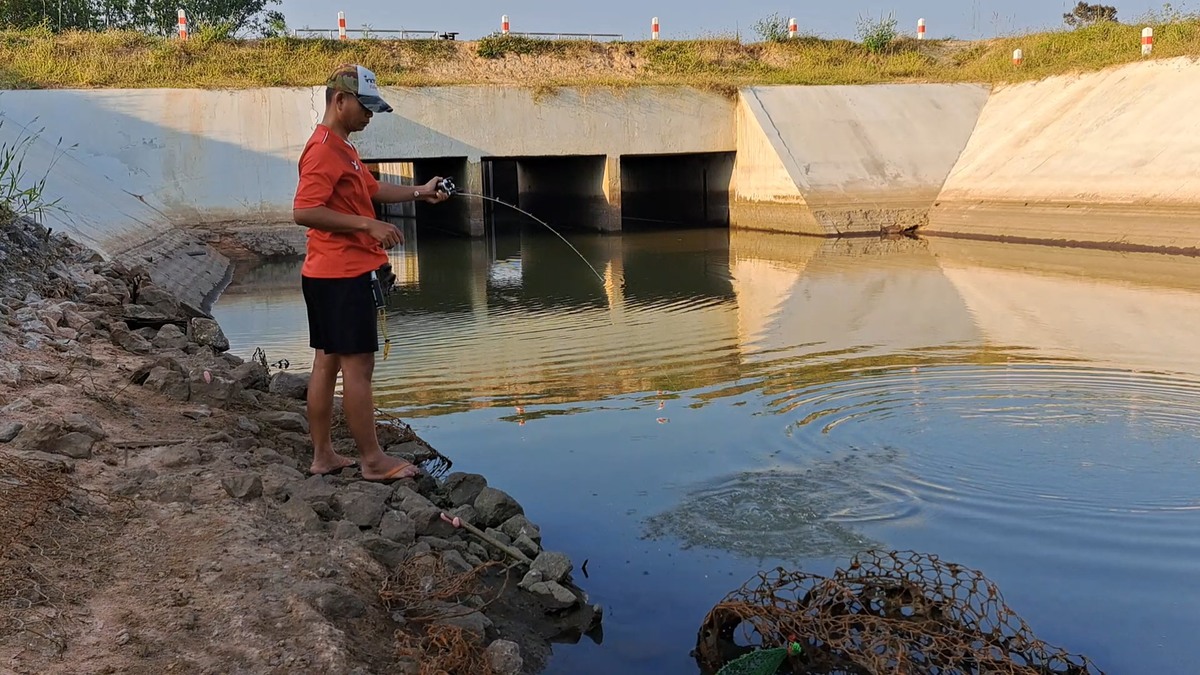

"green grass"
[1, 21, 1200, 91]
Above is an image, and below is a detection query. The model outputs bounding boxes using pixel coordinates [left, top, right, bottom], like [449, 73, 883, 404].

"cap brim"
[358, 95, 393, 114]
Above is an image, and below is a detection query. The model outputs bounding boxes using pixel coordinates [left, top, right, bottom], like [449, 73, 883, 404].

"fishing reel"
[436, 177, 458, 196]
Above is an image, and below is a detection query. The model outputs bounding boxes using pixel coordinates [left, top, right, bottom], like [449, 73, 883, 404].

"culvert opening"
[620, 152, 734, 229]
[482, 155, 616, 232]
[367, 157, 472, 236]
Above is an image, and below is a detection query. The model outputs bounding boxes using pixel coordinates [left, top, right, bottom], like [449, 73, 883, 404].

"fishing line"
[435, 178, 606, 285]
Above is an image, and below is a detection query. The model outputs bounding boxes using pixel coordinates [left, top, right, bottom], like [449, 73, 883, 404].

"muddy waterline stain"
[214, 227, 1200, 675]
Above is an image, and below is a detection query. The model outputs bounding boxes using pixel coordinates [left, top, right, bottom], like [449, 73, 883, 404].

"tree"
[1063, 2, 1119, 28]
[101, 0, 283, 37]
[752, 12, 790, 43]
[0, 0, 102, 31]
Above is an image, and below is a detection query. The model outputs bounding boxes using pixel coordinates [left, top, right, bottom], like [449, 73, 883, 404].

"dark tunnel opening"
[620, 152, 734, 230]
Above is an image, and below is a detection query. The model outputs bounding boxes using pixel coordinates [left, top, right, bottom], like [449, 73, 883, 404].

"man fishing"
[292, 63, 449, 481]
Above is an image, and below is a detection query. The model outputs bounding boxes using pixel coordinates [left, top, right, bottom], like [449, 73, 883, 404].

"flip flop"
[365, 462, 421, 484]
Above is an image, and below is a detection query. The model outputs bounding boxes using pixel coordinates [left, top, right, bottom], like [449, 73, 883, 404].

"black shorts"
[301, 272, 378, 355]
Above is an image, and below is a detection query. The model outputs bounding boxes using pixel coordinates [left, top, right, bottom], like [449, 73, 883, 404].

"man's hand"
[364, 219, 404, 248]
[420, 176, 451, 204]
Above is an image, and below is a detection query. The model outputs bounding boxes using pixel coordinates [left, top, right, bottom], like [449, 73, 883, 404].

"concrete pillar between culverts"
[600, 155, 621, 233]
[464, 160, 485, 238]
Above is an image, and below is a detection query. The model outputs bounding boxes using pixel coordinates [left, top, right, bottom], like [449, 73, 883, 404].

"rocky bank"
[0, 215, 602, 674]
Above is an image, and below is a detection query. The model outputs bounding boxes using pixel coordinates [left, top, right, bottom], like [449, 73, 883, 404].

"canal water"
[212, 225, 1200, 675]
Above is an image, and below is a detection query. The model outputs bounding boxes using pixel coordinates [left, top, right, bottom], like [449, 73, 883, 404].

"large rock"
[0, 422, 23, 443]
[335, 488, 388, 529]
[269, 371, 310, 400]
[257, 411, 309, 433]
[500, 514, 542, 544]
[63, 412, 106, 440]
[360, 534, 409, 569]
[189, 371, 242, 408]
[302, 582, 366, 621]
[444, 472, 488, 507]
[135, 283, 182, 318]
[231, 362, 270, 392]
[221, 474, 263, 500]
[474, 487, 524, 528]
[486, 640, 523, 675]
[189, 318, 229, 352]
[11, 420, 96, 458]
[110, 324, 152, 354]
[525, 551, 572, 584]
[50, 432, 95, 459]
[525, 581, 578, 611]
[144, 367, 190, 401]
[0, 361, 21, 386]
[285, 475, 338, 509]
[152, 324, 189, 351]
[380, 510, 417, 544]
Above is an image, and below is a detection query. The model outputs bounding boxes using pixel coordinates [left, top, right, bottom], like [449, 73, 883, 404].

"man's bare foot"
[308, 453, 358, 476]
[361, 455, 420, 482]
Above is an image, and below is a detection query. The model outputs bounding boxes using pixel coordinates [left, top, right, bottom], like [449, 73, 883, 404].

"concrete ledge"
[926, 201, 1200, 255]
[114, 228, 233, 316]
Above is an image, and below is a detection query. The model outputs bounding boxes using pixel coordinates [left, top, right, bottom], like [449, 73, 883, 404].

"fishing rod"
[435, 177, 606, 285]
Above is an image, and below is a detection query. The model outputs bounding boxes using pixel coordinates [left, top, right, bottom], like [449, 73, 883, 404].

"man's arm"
[373, 176, 451, 205]
[294, 207, 403, 249]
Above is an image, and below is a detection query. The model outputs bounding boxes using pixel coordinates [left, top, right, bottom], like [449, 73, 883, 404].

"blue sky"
[276, 1, 1180, 41]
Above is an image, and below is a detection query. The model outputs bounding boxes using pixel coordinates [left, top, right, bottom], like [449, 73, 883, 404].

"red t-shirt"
[293, 124, 387, 279]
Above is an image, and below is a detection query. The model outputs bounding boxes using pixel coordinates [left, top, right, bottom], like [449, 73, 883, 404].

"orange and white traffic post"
[1142, 27, 1153, 56]
[917, 18, 926, 39]
[788, 18, 798, 39]
[502, 15, 510, 34]
[652, 16, 659, 40]
[338, 11, 347, 40]
[177, 9, 188, 40]
[1012, 48, 1023, 66]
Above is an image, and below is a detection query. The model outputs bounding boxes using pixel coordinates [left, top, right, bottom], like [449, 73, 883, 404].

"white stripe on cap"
[356, 65, 381, 98]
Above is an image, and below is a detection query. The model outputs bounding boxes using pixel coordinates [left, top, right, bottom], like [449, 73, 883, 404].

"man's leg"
[340, 352, 417, 480]
[307, 348, 358, 475]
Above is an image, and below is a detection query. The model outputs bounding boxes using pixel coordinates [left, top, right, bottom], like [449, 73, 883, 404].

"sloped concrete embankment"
[0, 104, 230, 314]
[731, 84, 989, 236]
[927, 57, 1200, 253]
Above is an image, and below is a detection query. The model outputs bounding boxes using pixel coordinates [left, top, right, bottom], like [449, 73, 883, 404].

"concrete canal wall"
[731, 84, 989, 236]
[926, 57, 1200, 253]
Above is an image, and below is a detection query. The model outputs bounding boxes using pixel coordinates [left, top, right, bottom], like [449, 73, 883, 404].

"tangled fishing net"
[695, 550, 1105, 675]
[1, 454, 130, 654]
[381, 550, 507, 675]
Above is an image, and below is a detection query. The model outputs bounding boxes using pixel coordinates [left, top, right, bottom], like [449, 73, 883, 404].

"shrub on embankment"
[2, 20, 1200, 91]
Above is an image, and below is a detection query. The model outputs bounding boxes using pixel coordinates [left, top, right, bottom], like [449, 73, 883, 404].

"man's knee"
[339, 353, 375, 380]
